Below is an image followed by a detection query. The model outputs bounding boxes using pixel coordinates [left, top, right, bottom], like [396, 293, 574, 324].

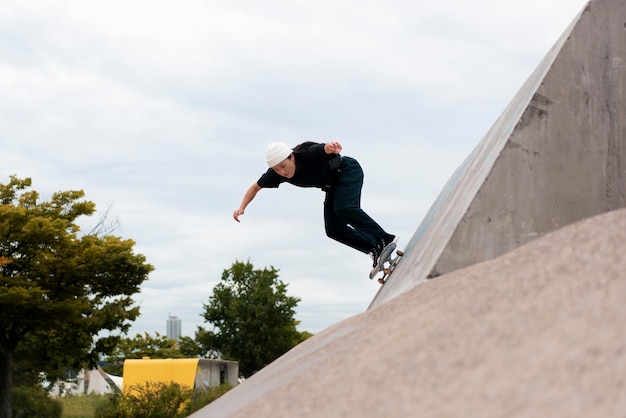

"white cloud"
[1, 0, 589, 335]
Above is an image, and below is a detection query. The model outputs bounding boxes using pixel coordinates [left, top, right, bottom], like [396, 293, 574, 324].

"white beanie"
[265, 142, 292, 167]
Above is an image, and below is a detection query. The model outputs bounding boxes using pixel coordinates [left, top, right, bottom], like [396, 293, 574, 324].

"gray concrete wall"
[371, 0, 626, 308]
[190, 209, 626, 417]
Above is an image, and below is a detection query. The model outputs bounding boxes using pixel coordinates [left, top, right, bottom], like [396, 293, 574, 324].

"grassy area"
[59, 394, 108, 418]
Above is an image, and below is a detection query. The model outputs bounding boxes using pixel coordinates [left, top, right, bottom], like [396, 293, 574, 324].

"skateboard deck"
[369, 242, 404, 284]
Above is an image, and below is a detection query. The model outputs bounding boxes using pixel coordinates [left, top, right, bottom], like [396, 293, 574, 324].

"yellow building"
[122, 358, 239, 392]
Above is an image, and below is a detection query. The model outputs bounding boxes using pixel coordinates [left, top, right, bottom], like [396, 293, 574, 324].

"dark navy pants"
[324, 157, 388, 254]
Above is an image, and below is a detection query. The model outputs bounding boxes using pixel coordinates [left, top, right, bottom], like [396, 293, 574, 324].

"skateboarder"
[233, 141, 396, 268]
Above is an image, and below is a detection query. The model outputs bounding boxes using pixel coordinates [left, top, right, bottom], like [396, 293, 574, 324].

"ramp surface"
[371, 0, 626, 308]
[191, 209, 626, 417]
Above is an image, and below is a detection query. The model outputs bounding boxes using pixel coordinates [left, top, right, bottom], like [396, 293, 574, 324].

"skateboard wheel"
[378, 278, 385, 284]
[396, 250, 405, 256]
[383, 268, 392, 275]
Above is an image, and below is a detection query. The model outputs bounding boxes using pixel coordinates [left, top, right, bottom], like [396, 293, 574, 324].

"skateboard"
[369, 242, 404, 284]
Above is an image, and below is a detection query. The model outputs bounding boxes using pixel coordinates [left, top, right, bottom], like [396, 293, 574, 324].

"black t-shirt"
[257, 142, 341, 189]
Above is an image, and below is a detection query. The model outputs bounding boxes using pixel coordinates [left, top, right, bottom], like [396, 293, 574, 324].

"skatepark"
[191, 0, 626, 415]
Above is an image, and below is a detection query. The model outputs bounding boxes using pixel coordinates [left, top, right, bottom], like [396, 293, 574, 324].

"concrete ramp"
[190, 209, 626, 417]
[371, 0, 626, 308]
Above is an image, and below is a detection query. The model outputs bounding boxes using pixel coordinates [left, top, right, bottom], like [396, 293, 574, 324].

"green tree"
[0, 176, 153, 418]
[200, 260, 302, 377]
[114, 381, 192, 418]
[178, 335, 204, 358]
[103, 332, 185, 376]
[95, 381, 233, 418]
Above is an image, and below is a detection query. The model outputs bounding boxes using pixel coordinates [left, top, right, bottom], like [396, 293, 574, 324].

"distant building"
[49, 366, 122, 396]
[123, 358, 239, 392]
[166, 315, 182, 341]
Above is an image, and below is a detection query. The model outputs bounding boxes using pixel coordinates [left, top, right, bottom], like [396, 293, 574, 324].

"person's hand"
[325, 141, 342, 154]
[233, 208, 245, 222]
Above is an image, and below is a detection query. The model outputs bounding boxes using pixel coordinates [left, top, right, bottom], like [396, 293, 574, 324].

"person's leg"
[332, 157, 394, 248]
[324, 190, 373, 254]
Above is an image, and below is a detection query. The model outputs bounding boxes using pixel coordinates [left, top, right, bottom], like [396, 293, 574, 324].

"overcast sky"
[1, 0, 588, 337]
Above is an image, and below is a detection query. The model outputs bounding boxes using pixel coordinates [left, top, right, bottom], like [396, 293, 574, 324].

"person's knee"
[325, 223, 340, 240]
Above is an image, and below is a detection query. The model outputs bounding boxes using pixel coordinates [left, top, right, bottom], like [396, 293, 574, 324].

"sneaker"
[371, 235, 397, 268]
[370, 244, 382, 268]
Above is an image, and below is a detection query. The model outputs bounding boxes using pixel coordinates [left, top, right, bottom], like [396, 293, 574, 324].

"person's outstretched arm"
[233, 183, 262, 222]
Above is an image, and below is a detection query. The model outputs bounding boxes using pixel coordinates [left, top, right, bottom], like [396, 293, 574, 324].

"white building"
[166, 314, 182, 341]
[49, 366, 122, 396]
